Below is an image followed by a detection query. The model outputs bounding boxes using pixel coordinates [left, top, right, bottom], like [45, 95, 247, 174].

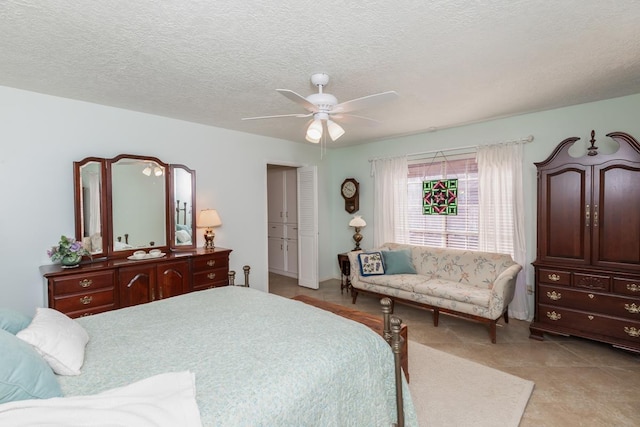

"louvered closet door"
[538, 164, 592, 266]
[296, 166, 318, 289]
[591, 161, 640, 271]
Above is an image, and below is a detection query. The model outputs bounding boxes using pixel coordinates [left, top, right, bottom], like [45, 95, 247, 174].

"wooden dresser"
[530, 131, 640, 353]
[41, 247, 232, 318]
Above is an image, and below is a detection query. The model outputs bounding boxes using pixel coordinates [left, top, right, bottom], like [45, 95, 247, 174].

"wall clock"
[341, 178, 359, 213]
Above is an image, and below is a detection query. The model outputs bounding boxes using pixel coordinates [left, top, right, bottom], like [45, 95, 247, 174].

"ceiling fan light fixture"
[327, 120, 345, 141]
[306, 118, 323, 142]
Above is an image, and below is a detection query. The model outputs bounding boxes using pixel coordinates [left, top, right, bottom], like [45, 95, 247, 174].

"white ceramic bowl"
[149, 249, 161, 255]
[133, 250, 147, 259]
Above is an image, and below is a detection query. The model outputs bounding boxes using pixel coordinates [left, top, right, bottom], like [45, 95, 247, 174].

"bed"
[1, 287, 417, 426]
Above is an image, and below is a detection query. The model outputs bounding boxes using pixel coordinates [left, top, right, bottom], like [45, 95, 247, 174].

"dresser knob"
[587, 315, 594, 320]
[79, 296, 93, 305]
[624, 303, 640, 314]
[546, 291, 561, 300]
[624, 326, 640, 338]
[207, 260, 216, 267]
[548, 274, 560, 282]
[546, 311, 561, 321]
[207, 273, 216, 280]
[79, 279, 93, 288]
[588, 294, 595, 299]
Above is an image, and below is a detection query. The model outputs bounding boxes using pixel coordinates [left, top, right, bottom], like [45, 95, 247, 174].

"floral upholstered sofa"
[348, 243, 522, 343]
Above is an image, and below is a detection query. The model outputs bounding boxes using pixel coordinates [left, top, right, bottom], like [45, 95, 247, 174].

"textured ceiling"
[2, 1, 640, 147]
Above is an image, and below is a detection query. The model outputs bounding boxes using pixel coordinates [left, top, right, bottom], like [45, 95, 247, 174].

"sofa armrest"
[347, 250, 364, 287]
[488, 263, 523, 316]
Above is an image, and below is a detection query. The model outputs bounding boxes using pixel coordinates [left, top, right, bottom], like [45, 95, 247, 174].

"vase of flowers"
[48, 235, 90, 268]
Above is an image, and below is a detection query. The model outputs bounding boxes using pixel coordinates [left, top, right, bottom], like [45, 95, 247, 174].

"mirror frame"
[169, 164, 196, 251]
[74, 157, 108, 256]
[74, 154, 196, 258]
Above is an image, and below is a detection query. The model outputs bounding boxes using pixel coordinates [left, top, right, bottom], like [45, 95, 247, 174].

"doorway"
[266, 164, 319, 290]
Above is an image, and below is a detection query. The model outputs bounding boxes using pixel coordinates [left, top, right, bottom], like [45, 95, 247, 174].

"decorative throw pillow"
[0, 329, 62, 403]
[0, 308, 32, 334]
[17, 307, 89, 376]
[358, 251, 385, 276]
[382, 249, 417, 275]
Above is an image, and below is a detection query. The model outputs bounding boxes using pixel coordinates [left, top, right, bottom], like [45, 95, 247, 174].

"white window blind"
[406, 156, 479, 250]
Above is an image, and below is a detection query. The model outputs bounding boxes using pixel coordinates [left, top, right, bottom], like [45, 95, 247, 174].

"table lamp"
[349, 215, 367, 250]
[197, 209, 222, 250]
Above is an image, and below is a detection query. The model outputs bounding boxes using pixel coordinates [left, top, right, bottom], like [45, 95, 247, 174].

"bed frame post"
[391, 316, 405, 427]
[381, 297, 393, 345]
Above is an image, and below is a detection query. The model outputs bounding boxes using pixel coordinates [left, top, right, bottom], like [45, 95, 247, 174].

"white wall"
[0, 86, 332, 315]
[3, 84, 639, 316]
[328, 93, 640, 315]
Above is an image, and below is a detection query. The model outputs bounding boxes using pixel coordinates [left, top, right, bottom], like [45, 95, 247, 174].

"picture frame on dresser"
[529, 130, 640, 354]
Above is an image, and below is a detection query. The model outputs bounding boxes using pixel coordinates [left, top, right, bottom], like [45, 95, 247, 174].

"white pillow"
[17, 308, 89, 376]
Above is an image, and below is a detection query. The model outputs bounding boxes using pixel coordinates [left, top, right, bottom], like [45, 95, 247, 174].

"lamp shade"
[327, 120, 345, 141]
[349, 215, 366, 228]
[197, 209, 222, 228]
[306, 119, 323, 142]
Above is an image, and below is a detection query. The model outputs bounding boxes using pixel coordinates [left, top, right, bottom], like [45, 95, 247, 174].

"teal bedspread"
[59, 287, 418, 426]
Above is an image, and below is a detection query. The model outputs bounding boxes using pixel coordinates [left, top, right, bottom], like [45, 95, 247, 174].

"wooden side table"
[337, 253, 351, 294]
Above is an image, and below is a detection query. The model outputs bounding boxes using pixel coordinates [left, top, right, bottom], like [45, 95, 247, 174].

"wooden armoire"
[530, 130, 640, 353]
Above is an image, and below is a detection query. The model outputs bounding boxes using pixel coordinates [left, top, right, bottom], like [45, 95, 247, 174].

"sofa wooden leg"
[433, 309, 439, 327]
[503, 308, 509, 324]
[490, 321, 497, 344]
[351, 290, 358, 304]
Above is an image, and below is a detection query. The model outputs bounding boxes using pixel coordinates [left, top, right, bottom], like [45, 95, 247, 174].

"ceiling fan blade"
[333, 91, 399, 114]
[276, 89, 318, 112]
[330, 113, 381, 124]
[241, 112, 313, 121]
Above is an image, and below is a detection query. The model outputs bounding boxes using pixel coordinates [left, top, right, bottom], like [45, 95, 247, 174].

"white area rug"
[408, 341, 534, 427]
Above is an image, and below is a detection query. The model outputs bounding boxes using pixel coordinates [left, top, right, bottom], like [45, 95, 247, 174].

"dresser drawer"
[538, 284, 640, 320]
[538, 304, 640, 343]
[192, 254, 229, 271]
[193, 268, 228, 288]
[538, 268, 571, 286]
[53, 288, 116, 315]
[51, 270, 115, 295]
[614, 277, 640, 296]
[573, 272, 610, 291]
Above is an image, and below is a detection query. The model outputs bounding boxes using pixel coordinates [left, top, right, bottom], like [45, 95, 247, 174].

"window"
[407, 156, 478, 250]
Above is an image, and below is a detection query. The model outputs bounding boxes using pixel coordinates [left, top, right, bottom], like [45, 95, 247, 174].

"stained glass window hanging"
[422, 178, 458, 215]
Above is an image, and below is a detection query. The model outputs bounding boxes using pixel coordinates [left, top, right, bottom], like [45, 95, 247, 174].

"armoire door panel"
[592, 164, 640, 269]
[540, 167, 590, 264]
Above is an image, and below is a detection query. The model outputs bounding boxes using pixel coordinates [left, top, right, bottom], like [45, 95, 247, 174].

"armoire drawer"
[538, 285, 640, 320]
[51, 270, 115, 295]
[538, 268, 571, 286]
[573, 272, 610, 291]
[538, 304, 640, 342]
[614, 277, 640, 296]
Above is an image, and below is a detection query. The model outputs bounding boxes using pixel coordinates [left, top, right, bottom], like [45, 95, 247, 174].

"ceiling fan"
[242, 73, 398, 143]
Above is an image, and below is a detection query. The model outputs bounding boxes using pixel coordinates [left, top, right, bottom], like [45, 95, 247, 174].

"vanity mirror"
[74, 154, 196, 258]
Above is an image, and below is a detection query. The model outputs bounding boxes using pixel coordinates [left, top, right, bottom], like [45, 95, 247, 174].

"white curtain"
[370, 156, 408, 247]
[476, 143, 529, 320]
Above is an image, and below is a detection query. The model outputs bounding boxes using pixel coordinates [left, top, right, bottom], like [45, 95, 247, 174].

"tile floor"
[269, 273, 640, 427]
